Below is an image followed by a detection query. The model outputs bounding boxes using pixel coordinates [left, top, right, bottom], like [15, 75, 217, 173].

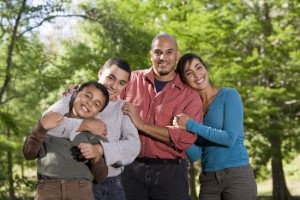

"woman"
[173, 53, 257, 200]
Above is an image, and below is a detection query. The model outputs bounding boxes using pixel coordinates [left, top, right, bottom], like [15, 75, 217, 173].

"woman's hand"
[173, 113, 189, 130]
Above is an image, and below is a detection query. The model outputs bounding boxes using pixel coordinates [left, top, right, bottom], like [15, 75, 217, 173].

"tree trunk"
[7, 127, 16, 200]
[189, 160, 198, 200]
[270, 133, 293, 200]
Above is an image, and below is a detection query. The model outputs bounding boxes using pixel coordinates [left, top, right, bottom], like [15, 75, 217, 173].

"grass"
[257, 154, 300, 197]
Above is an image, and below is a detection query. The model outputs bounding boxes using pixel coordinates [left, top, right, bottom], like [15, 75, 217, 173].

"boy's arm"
[23, 121, 48, 160]
[23, 112, 64, 160]
[43, 93, 71, 117]
[43, 91, 107, 140]
[78, 143, 108, 183]
[47, 117, 83, 139]
[101, 114, 140, 167]
[90, 156, 108, 183]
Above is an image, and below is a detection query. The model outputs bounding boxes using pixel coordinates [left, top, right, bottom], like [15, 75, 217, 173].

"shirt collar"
[145, 68, 185, 90]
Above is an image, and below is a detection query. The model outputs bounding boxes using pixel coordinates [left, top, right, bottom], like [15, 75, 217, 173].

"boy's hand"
[40, 112, 64, 130]
[78, 143, 104, 163]
[78, 119, 108, 140]
[62, 84, 79, 96]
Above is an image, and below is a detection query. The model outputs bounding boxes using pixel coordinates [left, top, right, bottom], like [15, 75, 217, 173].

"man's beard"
[158, 70, 170, 76]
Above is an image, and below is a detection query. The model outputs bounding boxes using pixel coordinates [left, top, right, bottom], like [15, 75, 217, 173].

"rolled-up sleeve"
[167, 90, 203, 151]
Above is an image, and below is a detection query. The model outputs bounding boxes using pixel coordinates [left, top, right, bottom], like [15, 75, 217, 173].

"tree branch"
[0, 0, 27, 103]
[17, 14, 94, 38]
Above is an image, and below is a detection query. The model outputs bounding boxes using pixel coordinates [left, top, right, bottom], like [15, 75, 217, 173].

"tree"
[0, 0, 74, 198]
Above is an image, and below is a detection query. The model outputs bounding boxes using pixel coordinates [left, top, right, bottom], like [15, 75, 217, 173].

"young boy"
[23, 81, 109, 200]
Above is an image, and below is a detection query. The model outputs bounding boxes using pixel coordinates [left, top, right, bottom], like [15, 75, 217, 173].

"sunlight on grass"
[257, 154, 300, 196]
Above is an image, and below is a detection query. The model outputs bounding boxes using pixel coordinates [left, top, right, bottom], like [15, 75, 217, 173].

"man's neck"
[154, 71, 176, 82]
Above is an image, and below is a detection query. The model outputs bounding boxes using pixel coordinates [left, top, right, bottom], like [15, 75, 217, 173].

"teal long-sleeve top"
[186, 87, 250, 172]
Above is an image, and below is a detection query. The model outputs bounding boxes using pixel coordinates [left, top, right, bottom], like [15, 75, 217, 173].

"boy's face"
[98, 64, 130, 101]
[71, 86, 106, 118]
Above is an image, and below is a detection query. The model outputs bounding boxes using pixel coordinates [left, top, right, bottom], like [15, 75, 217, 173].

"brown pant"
[35, 179, 93, 200]
[199, 164, 257, 200]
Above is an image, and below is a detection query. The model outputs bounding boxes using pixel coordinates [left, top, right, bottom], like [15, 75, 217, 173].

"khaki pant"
[199, 164, 257, 200]
[35, 179, 93, 200]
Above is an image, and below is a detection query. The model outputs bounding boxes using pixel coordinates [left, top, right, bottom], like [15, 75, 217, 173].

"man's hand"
[78, 119, 107, 140]
[78, 143, 104, 163]
[40, 112, 64, 130]
[122, 102, 144, 130]
[173, 113, 189, 130]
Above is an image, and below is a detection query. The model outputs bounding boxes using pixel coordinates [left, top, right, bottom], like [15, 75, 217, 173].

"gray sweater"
[45, 93, 140, 177]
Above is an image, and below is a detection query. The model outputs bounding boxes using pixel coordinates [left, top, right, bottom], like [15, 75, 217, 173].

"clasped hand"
[172, 113, 189, 130]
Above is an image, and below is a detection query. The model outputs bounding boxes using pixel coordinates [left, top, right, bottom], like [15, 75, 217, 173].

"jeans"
[122, 159, 191, 200]
[93, 175, 125, 200]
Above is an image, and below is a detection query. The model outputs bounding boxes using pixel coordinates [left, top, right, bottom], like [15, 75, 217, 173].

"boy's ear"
[98, 69, 103, 80]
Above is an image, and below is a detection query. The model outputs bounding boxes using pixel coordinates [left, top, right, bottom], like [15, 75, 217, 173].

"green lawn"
[257, 154, 300, 197]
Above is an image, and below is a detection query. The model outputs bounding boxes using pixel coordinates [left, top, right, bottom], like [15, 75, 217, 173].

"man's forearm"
[139, 123, 170, 143]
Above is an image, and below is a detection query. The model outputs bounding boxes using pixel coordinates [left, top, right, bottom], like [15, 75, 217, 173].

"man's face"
[98, 64, 130, 101]
[150, 37, 180, 78]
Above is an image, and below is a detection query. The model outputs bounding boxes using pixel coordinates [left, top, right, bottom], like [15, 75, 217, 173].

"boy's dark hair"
[102, 58, 131, 80]
[69, 81, 109, 115]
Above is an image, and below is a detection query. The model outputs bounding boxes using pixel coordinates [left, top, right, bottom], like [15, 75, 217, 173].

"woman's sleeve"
[186, 88, 244, 147]
[185, 144, 202, 162]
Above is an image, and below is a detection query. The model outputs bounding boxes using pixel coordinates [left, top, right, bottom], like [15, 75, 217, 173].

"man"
[120, 33, 203, 200]
[44, 58, 140, 200]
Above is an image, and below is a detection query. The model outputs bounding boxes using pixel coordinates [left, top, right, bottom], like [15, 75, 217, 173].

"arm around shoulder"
[101, 114, 140, 166]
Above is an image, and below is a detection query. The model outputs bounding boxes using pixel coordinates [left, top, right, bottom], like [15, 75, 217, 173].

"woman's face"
[71, 85, 106, 118]
[183, 58, 209, 91]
